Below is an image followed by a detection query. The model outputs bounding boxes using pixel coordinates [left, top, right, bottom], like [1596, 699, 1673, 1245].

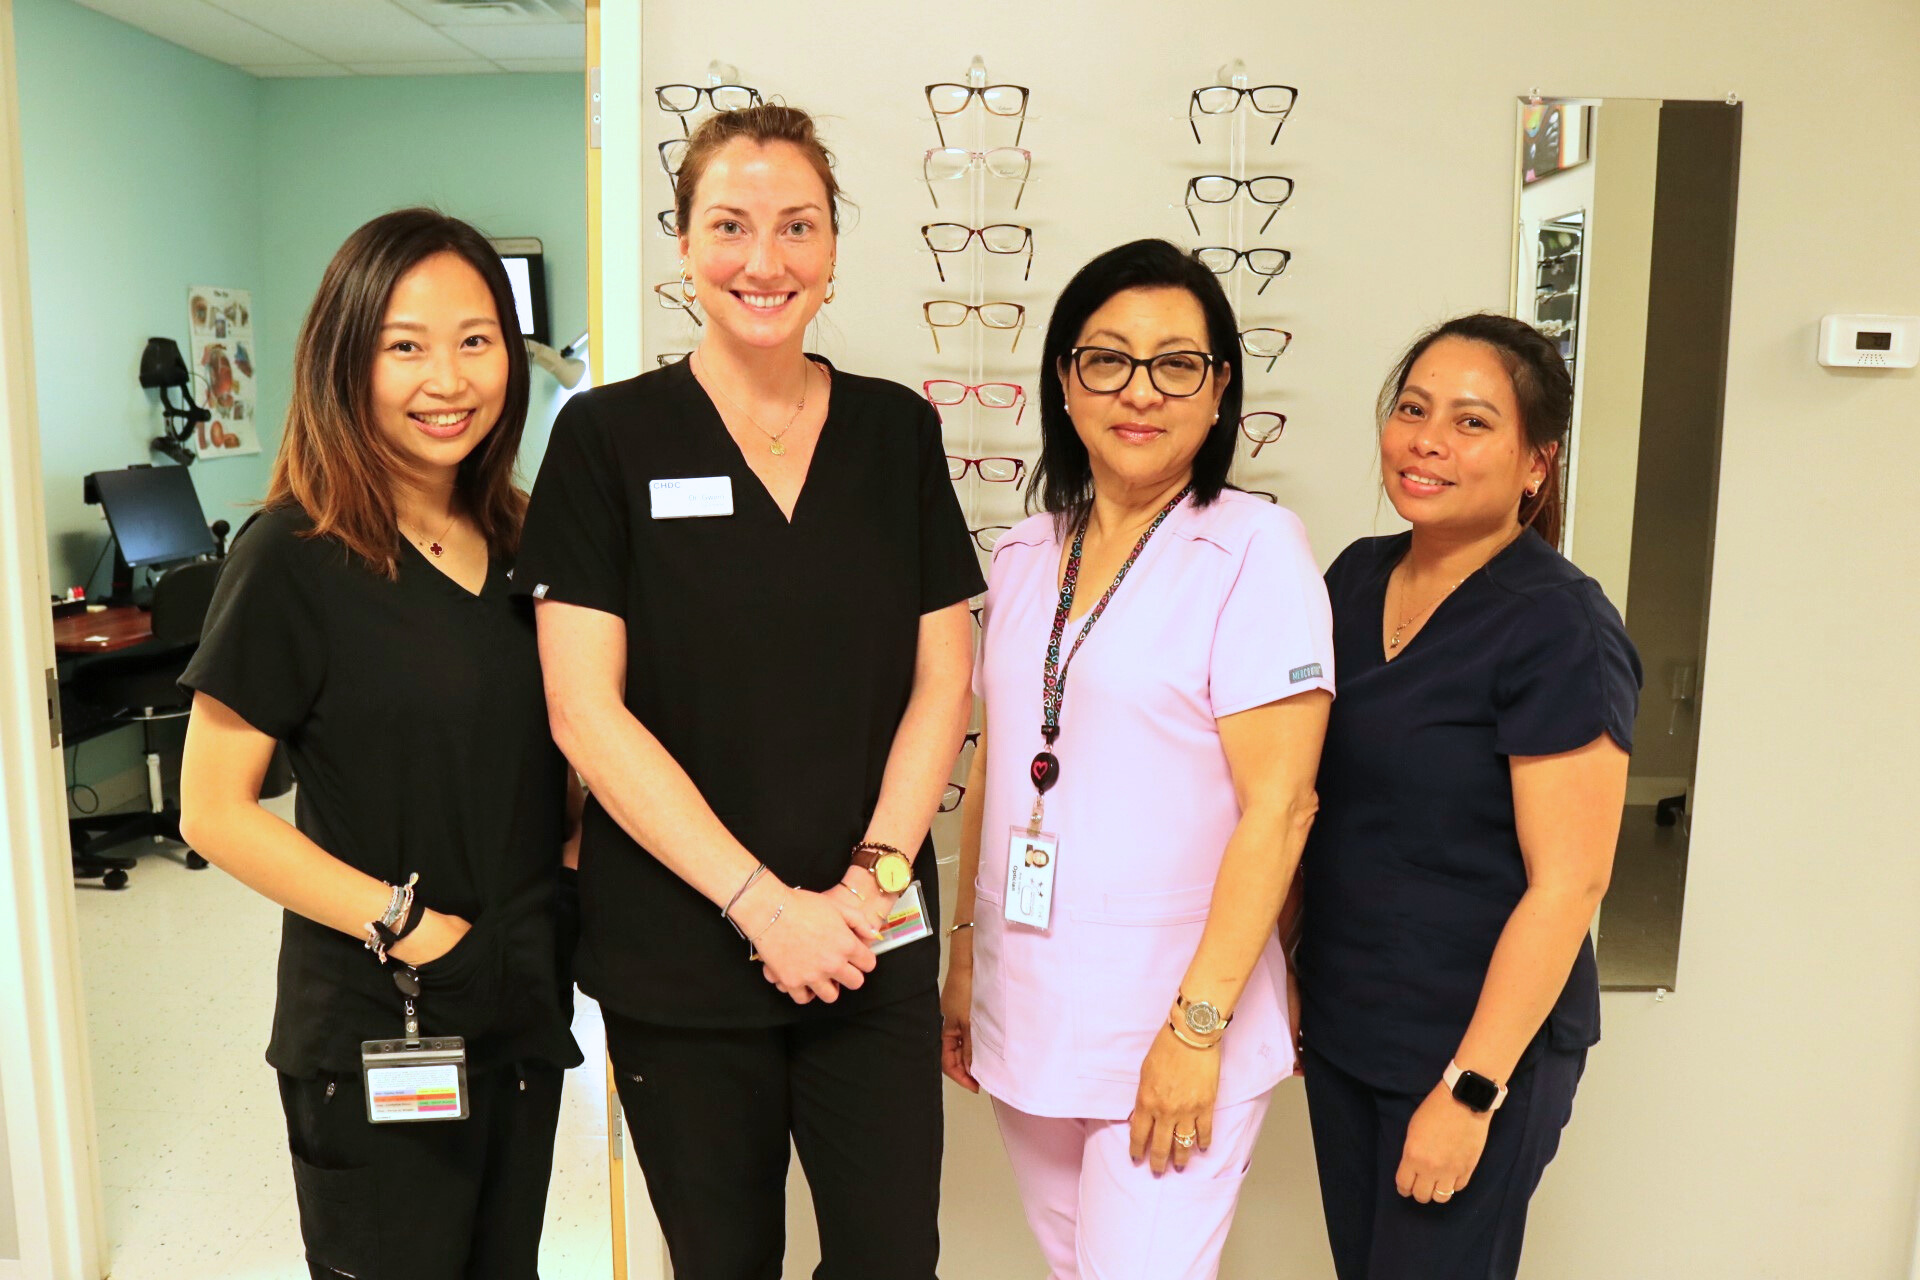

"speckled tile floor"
[74, 790, 616, 1278]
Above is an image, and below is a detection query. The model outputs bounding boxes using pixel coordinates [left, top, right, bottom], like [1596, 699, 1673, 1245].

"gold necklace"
[694, 352, 811, 456]
[399, 508, 458, 558]
[1386, 527, 1523, 652]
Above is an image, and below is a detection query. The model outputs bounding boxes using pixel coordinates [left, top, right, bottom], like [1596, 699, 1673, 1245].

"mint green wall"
[257, 73, 587, 477]
[16, 0, 265, 594]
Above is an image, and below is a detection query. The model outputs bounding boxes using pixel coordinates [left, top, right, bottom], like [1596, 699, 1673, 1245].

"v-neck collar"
[675, 353, 837, 528]
[1369, 528, 1531, 667]
[400, 535, 495, 601]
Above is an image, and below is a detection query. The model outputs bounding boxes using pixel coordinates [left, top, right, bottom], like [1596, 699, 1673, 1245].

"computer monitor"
[87, 466, 217, 570]
[490, 236, 551, 346]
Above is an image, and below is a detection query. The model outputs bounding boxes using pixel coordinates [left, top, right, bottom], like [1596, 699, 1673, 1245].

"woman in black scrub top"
[516, 105, 980, 1279]
[178, 209, 583, 1278]
[1294, 314, 1642, 1279]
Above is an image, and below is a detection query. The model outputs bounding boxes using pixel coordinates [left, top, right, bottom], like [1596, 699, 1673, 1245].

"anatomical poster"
[186, 285, 259, 457]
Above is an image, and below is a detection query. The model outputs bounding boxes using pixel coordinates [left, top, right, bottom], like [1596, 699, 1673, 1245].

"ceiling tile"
[72, 0, 324, 65]
[342, 60, 502, 76]
[491, 58, 586, 73]
[206, 0, 477, 63]
[435, 22, 582, 60]
[245, 63, 354, 77]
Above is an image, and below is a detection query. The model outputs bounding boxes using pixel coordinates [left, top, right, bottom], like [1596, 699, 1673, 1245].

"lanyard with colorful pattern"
[1028, 484, 1191, 827]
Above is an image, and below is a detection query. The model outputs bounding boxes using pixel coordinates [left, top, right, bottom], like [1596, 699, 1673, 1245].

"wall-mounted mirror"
[1512, 96, 1742, 991]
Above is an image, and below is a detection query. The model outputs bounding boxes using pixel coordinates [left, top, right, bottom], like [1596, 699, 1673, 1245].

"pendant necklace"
[695, 351, 811, 456]
[400, 508, 458, 559]
[1029, 484, 1192, 830]
[1386, 526, 1524, 652]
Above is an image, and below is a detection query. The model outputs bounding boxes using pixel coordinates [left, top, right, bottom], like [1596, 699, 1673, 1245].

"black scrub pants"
[277, 1063, 565, 1280]
[604, 988, 944, 1280]
[1302, 1042, 1586, 1280]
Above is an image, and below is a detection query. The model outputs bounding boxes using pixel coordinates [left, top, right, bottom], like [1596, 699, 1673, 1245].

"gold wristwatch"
[851, 841, 913, 894]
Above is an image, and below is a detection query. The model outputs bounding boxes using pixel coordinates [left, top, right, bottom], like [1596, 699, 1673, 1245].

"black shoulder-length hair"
[1026, 238, 1242, 529]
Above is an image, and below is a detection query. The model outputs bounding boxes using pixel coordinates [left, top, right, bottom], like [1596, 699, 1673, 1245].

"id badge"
[870, 880, 933, 955]
[649, 476, 734, 519]
[1004, 828, 1059, 930]
[361, 1036, 470, 1123]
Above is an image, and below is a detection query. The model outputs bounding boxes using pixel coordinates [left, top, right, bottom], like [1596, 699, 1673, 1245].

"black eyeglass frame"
[1192, 247, 1293, 295]
[653, 83, 764, 135]
[1184, 175, 1297, 235]
[1187, 84, 1300, 145]
[1066, 346, 1220, 398]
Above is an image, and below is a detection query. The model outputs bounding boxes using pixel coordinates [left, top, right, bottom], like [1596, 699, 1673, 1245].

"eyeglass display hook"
[966, 55, 988, 88]
[706, 59, 740, 89]
[1215, 58, 1248, 89]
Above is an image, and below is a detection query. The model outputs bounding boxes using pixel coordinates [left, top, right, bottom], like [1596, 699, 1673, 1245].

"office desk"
[53, 604, 153, 655]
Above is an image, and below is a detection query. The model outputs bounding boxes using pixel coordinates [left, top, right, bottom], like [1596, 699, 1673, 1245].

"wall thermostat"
[1817, 315, 1919, 369]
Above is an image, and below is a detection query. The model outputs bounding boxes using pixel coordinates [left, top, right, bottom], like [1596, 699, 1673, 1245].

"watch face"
[1452, 1070, 1500, 1113]
[876, 854, 913, 894]
[1183, 1001, 1227, 1037]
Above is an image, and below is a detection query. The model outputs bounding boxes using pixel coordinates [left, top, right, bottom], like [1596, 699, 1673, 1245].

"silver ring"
[1434, 1189, 1454, 1201]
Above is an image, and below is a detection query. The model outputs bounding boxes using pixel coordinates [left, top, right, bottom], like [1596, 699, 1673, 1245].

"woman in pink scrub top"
[941, 239, 1334, 1280]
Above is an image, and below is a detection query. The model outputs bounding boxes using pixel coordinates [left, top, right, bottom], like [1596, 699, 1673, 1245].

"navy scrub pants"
[1302, 1042, 1587, 1280]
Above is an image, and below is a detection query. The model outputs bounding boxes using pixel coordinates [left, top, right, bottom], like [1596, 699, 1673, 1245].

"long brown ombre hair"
[266, 207, 530, 577]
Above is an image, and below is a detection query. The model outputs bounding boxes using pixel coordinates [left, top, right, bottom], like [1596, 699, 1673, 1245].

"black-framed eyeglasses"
[920, 223, 1033, 282]
[1067, 346, 1217, 398]
[1238, 328, 1294, 372]
[940, 783, 967, 813]
[968, 524, 1012, 552]
[947, 455, 1026, 484]
[652, 281, 703, 326]
[925, 82, 1029, 146]
[659, 139, 688, 177]
[656, 350, 691, 367]
[1185, 175, 1296, 234]
[923, 301, 1025, 353]
[1193, 247, 1292, 295]
[1240, 412, 1288, 457]
[656, 209, 678, 237]
[654, 83, 763, 134]
[1188, 84, 1299, 144]
[924, 147, 1031, 209]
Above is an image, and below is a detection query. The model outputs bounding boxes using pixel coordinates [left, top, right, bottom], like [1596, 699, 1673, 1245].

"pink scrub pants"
[991, 1091, 1274, 1280]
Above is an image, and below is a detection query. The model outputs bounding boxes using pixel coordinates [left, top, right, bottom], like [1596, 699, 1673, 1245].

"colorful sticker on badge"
[871, 880, 933, 955]
[366, 1062, 466, 1122]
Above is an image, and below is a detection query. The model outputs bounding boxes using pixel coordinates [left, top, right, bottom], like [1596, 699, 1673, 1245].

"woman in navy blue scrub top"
[1294, 314, 1642, 1279]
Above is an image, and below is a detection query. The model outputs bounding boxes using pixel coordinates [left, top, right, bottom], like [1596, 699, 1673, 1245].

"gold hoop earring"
[823, 276, 836, 304]
[679, 269, 696, 303]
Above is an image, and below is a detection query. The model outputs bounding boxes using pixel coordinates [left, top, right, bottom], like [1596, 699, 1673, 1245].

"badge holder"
[871, 880, 935, 955]
[361, 966, 470, 1123]
[1005, 770, 1059, 931]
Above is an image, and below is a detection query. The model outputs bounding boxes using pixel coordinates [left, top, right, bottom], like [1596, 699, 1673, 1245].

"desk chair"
[68, 559, 293, 889]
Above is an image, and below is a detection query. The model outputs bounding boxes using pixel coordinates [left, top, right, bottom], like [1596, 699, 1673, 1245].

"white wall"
[615, 2, 1920, 1275]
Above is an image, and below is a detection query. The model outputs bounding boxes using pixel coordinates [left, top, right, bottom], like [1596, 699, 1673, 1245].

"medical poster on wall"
[185, 285, 260, 457]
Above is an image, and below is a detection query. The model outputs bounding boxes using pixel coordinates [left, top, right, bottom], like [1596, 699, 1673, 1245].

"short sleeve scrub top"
[1296, 529, 1643, 1095]
[511, 357, 985, 1028]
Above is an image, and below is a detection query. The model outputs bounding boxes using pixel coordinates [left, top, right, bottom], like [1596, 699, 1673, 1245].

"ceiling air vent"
[396, 0, 586, 24]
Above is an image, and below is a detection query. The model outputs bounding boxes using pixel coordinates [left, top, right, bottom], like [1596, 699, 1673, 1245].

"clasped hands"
[728, 865, 894, 1005]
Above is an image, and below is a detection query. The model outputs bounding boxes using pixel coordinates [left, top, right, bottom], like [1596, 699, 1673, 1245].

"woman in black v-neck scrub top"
[178, 210, 582, 1279]
[516, 107, 981, 1280]
[1295, 316, 1641, 1279]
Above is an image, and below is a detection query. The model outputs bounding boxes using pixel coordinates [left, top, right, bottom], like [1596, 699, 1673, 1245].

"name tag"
[870, 880, 933, 955]
[361, 1036, 470, 1123]
[1004, 828, 1059, 930]
[649, 476, 734, 519]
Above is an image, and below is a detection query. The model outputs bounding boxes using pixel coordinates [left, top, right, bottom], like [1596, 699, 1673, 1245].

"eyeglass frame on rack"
[652, 281, 703, 326]
[923, 146, 1032, 209]
[1185, 174, 1297, 235]
[1187, 84, 1300, 145]
[924, 82, 1030, 147]
[659, 139, 688, 177]
[657, 210, 678, 237]
[920, 223, 1034, 283]
[1240, 411, 1288, 458]
[1192, 246, 1293, 296]
[923, 301, 1026, 353]
[1066, 346, 1219, 398]
[939, 783, 967, 814]
[653, 83, 764, 135]
[656, 351, 691, 367]
[946, 455, 1027, 483]
[924, 379, 1028, 424]
[967, 524, 1013, 552]
[1238, 328, 1294, 372]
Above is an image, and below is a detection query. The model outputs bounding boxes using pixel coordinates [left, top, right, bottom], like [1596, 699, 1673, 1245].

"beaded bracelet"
[746, 898, 789, 961]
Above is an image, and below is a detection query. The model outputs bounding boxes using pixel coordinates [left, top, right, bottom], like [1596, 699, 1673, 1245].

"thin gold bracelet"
[946, 921, 975, 936]
[1167, 1018, 1222, 1051]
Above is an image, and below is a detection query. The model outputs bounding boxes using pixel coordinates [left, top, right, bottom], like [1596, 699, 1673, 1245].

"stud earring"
[679, 266, 696, 303]
[1526, 483, 1541, 498]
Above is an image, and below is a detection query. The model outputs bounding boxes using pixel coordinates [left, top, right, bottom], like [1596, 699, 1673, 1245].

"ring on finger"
[1434, 1189, 1455, 1201]
[1172, 1126, 1198, 1149]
